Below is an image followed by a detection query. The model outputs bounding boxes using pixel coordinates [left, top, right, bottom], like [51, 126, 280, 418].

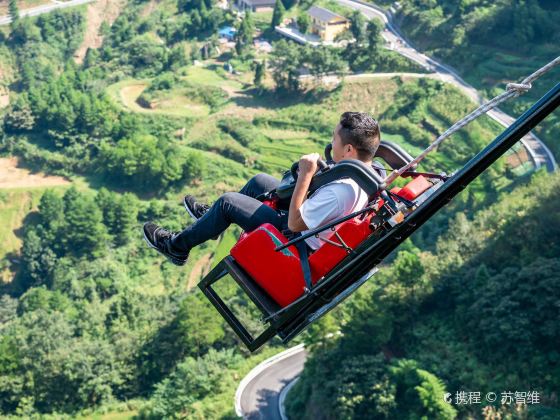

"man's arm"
[287, 153, 320, 232]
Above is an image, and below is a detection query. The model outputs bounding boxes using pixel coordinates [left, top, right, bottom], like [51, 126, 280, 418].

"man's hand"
[297, 153, 321, 177]
[288, 153, 321, 232]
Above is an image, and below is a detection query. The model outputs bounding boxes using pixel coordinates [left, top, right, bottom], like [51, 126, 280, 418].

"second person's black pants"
[171, 173, 285, 252]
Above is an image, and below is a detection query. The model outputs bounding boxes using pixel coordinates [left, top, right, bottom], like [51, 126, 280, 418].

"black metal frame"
[199, 82, 560, 352]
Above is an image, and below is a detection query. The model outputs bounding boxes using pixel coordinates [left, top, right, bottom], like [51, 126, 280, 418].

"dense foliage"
[287, 171, 560, 419]
[0, 0, 553, 418]
[383, 0, 560, 160]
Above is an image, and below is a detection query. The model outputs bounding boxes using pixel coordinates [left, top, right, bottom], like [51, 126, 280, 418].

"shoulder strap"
[294, 235, 313, 292]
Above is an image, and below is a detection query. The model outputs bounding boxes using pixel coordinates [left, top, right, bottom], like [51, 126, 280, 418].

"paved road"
[0, 0, 94, 26]
[237, 345, 307, 420]
[336, 0, 557, 172]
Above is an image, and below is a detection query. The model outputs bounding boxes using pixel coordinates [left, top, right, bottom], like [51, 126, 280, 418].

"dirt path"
[0, 157, 70, 188]
[74, 0, 126, 64]
[120, 84, 149, 111]
[187, 253, 212, 289]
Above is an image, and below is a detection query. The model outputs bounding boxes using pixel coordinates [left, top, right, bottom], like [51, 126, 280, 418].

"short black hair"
[339, 112, 380, 161]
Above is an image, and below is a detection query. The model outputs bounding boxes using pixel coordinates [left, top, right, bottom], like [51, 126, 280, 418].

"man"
[143, 112, 381, 266]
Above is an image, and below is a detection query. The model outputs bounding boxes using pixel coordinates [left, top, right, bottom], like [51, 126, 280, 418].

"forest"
[0, 0, 557, 418]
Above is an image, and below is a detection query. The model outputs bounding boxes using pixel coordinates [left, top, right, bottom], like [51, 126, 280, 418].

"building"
[234, 0, 276, 12]
[307, 5, 349, 42]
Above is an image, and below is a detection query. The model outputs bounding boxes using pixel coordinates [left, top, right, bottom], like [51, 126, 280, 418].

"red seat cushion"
[395, 175, 432, 201]
[231, 216, 374, 308]
[308, 216, 373, 281]
[230, 224, 307, 307]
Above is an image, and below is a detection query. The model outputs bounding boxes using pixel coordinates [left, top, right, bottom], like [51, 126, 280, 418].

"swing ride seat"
[198, 75, 560, 351]
[198, 143, 438, 351]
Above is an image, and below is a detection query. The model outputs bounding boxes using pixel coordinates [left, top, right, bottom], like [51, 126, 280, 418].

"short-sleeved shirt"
[300, 178, 369, 250]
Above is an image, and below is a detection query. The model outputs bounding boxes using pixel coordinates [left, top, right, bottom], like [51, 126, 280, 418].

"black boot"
[183, 195, 210, 221]
[143, 222, 189, 266]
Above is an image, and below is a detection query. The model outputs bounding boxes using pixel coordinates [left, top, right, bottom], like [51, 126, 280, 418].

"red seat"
[230, 215, 374, 308]
[391, 175, 432, 201]
[230, 175, 433, 308]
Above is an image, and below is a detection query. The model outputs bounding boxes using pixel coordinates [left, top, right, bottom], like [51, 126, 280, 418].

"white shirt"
[299, 178, 369, 250]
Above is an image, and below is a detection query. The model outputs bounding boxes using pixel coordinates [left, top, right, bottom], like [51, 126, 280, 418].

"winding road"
[337, 0, 557, 172]
[0, 0, 94, 26]
[236, 345, 307, 419]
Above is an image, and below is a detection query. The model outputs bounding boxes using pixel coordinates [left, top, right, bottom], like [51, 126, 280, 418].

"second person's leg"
[172, 192, 283, 252]
[238, 173, 279, 199]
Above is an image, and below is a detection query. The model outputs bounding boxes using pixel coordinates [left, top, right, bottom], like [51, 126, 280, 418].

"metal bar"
[275, 204, 377, 251]
[224, 257, 281, 317]
[247, 326, 279, 352]
[202, 284, 255, 348]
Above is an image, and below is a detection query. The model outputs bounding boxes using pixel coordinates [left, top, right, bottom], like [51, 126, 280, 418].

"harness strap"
[294, 234, 313, 292]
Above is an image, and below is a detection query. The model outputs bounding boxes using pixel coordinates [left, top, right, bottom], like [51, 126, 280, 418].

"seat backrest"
[230, 175, 433, 308]
[276, 159, 384, 200]
[308, 214, 373, 281]
[324, 140, 415, 171]
[375, 141, 416, 170]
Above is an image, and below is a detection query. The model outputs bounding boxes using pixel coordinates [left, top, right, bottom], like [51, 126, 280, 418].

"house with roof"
[234, 0, 276, 12]
[307, 5, 349, 42]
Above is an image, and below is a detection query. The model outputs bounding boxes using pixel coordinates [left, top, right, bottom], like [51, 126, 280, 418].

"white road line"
[235, 344, 305, 418]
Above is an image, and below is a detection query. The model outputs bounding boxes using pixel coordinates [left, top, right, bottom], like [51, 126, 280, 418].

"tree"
[350, 10, 367, 45]
[254, 60, 265, 90]
[96, 189, 139, 246]
[306, 46, 346, 81]
[8, 0, 19, 27]
[271, 0, 286, 30]
[21, 228, 58, 290]
[390, 359, 457, 420]
[145, 349, 242, 419]
[297, 13, 310, 34]
[38, 189, 65, 238]
[366, 19, 383, 50]
[270, 39, 302, 92]
[62, 187, 108, 258]
[235, 12, 254, 56]
[176, 293, 225, 356]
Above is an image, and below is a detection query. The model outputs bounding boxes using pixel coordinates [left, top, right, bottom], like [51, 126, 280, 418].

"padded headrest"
[375, 141, 416, 170]
[324, 141, 415, 171]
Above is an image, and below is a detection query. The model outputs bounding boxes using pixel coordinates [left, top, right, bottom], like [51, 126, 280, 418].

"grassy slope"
[382, 0, 560, 159]
[0, 187, 70, 283]
[0, 2, 533, 417]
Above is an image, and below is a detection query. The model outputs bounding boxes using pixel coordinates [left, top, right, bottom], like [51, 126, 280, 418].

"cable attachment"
[506, 82, 532, 95]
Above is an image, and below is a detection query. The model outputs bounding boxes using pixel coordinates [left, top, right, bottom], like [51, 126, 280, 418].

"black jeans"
[171, 174, 285, 252]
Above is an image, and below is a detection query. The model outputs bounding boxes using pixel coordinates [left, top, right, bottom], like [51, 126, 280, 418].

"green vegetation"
[287, 171, 560, 419]
[0, 0, 549, 418]
[138, 72, 229, 113]
[384, 0, 560, 160]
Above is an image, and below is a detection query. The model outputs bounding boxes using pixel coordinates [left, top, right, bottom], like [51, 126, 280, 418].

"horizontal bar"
[275, 204, 377, 251]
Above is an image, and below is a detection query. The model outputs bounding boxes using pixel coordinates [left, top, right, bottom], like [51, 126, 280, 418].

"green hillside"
[374, 0, 560, 160]
[287, 171, 560, 420]
[0, 0, 552, 418]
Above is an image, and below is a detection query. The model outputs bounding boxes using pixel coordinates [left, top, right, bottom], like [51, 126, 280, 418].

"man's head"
[331, 112, 380, 163]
